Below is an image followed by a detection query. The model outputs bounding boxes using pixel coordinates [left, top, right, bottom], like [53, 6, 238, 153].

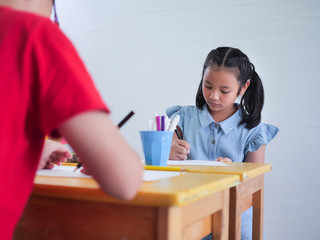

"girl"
[166, 47, 279, 239]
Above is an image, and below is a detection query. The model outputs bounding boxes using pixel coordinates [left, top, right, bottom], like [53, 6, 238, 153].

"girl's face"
[202, 66, 249, 120]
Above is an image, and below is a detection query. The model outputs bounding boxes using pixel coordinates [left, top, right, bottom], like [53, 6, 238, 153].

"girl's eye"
[204, 84, 212, 89]
[221, 90, 230, 94]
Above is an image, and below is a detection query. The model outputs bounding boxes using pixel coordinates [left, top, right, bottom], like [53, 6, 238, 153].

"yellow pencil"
[62, 162, 78, 166]
[144, 165, 183, 171]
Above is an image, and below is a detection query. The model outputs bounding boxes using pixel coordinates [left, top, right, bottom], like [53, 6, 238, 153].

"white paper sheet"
[143, 170, 184, 182]
[36, 165, 183, 182]
[37, 165, 91, 178]
[167, 160, 228, 166]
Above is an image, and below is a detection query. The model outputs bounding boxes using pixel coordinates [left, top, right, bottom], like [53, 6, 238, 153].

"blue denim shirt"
[166, 105, 279, 162]
[166, 104, 279, 240]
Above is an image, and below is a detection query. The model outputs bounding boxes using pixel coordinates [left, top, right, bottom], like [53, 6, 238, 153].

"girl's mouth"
[208, 102, 220, 108]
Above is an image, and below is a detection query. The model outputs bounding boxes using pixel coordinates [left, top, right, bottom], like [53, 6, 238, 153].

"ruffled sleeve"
[166, 105, 182, 118]
[245, 123, 279, 154]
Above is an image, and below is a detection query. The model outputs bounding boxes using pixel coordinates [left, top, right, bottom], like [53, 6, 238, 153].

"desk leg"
[252, 175, 264, 240]
[229, 185, 241, 240]
[230, 175, 265, 240]
[158, 206, 182, 240]
[212, 189, 229, 240]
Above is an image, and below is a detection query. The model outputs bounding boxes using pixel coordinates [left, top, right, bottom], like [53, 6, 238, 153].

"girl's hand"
[215, 157, 232, 163]
[38, 139, 72, 169]
[169, 139, 190, 160]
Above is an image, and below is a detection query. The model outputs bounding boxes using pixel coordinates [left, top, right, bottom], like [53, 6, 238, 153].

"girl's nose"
[210, 91, 219, 101]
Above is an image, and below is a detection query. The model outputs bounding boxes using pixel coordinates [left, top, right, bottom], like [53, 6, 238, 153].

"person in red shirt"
[0, 0, 143, 239]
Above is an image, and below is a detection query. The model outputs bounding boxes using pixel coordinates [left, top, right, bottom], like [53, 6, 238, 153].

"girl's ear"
[239, 80, 250, 95]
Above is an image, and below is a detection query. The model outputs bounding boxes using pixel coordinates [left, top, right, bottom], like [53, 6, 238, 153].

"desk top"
[169, 162, 272, 181]
[33, 172, 240, 207]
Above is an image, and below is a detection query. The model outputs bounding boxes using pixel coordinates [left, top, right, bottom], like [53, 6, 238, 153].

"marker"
[167, 115, 180, 131]
[73, 111, 135, 173]
[156, 116, 161, 131]
[161, 115, 165, 131]
[165, 116, 171, 131]
[152, 113, 157, 131]
[147, 119, 153, 131]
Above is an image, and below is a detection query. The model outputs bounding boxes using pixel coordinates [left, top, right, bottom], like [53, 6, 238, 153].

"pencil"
[174, 129, 190, 159]
[62, 162, 78, 166]
[73, 110, 135, 172]
[174, 129, 181, 139]
[144, 165, 183, 171]
[73, 162, 82, 172]
[117, 111, 134, 128]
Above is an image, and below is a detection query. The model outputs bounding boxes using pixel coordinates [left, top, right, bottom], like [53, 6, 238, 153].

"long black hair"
[196, 47, 264, 129]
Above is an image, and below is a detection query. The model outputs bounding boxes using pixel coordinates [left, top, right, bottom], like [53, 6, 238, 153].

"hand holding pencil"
[168, 116, 190, 160]
[174, 128, 190, 160]
[38, 139, 73, 170]
[169, 133, 191, 161]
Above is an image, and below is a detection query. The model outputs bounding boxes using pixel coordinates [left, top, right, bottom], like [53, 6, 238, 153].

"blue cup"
[140, 131, 174, 166]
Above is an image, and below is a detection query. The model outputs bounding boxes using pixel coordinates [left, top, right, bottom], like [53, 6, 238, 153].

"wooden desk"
[170, 163, 272, 240]
[14, 172, 240, 240]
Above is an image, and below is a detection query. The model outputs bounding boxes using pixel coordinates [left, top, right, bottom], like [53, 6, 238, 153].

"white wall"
[56, 0, 320, 239]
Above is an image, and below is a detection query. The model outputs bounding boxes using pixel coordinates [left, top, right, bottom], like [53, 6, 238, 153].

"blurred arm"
[244, 144, 266, 163]
[57, 111, 143, 200]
